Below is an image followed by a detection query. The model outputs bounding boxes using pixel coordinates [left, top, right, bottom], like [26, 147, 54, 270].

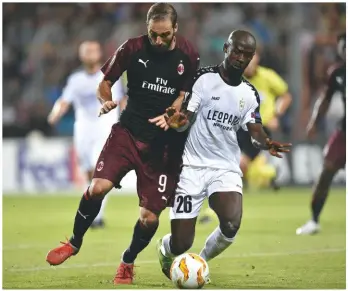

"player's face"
[244, 52, 260, 78]
[79, 42, 102, 66]
[225, 42, 255, 72]
[147, 18, 177, 52]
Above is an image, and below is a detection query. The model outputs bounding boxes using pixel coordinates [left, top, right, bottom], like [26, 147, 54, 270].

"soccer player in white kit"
[155, 30, 292, 279]
[48, 41, 125, 227]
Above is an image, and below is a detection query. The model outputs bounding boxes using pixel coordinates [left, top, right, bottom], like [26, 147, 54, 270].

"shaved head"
[227, 30, 257, 52]
[221, 29, 257, 85]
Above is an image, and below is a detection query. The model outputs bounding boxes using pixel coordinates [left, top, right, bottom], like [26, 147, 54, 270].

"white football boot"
[296, 220, 320, 235]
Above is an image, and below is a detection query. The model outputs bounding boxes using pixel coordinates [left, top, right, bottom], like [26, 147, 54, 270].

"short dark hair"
[146, 3, 178, 27]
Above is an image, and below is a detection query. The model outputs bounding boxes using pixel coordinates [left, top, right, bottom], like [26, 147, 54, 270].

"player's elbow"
[282, 91, 293, 105]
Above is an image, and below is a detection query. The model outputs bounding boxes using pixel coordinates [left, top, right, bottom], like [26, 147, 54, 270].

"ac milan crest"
[177, 62, 184, 75]
[97, 161, 104, 172]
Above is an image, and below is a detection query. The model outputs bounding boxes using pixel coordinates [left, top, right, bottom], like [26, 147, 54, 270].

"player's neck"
[84, 64, 100, 75]
[218, 64, 242, 86]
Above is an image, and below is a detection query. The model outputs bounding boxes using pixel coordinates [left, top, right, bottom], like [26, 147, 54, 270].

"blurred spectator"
[2, 3, 345, 139]
[299, 3, 345, 138]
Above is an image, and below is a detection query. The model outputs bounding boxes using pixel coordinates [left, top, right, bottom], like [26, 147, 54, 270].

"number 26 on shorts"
[175, 195, 192, 213]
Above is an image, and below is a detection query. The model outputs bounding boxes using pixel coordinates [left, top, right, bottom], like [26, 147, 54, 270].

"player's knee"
[139, 208, 159, 228]
[323, 160, 340, 174]
[89, 179, 111, 200]
[220, 217, 241, 239]
[171, 235, 193, 256]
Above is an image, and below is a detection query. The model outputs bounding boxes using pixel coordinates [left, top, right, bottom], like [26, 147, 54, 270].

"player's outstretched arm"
[307, 65, 338, 139]
[247, 123, 292, 158]
[306, 83, 334, 139]
[47, 98, 71, 126]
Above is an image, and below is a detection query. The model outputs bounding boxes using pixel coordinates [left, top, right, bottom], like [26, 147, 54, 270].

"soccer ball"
[170, 253, 210, 289]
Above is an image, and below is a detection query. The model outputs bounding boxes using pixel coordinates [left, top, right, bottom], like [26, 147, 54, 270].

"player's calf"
[122, 208, 160, 264]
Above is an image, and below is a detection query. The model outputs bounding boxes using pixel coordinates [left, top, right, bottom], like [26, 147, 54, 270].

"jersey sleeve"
[268, 69, 288, 97]
[101, 40, 132, 85]
[182, 74, 204, 113]
[60, 75, 76, 103]
[241, 87, 262, 130]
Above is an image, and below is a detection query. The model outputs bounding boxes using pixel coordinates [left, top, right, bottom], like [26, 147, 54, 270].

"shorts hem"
[208, 187, 243, 196]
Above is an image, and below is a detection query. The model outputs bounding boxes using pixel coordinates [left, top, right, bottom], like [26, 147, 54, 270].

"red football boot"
[113, 262, 135, 284]
[46, 240, 79, 266]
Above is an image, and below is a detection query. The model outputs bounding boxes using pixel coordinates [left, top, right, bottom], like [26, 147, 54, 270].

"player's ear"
[223, 43, 228, 53]
[174, 23, 178, 33]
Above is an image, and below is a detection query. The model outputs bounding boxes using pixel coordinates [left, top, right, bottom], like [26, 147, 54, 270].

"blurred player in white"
[154, 30, 292, 279]
[48, 40, 125, 228]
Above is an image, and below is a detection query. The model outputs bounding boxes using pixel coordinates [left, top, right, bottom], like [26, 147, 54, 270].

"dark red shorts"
[323, 130, 346, 169]
[93, 123, 184, 213]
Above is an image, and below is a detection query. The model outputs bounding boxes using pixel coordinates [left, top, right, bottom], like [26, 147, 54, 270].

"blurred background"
[2, 3, 346, 289]
[2, 2, 346, 193]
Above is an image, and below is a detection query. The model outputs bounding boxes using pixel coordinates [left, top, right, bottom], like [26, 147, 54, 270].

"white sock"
[161, 233, 175, 258]
[199, 227, 235, 261]
[95, 195, 108, 222]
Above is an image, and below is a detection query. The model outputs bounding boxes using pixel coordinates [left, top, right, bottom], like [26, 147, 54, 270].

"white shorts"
[170, 166, 243, 220]
[74, 123, 111, 172]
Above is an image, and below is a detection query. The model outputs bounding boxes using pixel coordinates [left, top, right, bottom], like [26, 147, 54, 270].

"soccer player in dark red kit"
[296, 32, 346, 235]
[46, 3, 199, 285]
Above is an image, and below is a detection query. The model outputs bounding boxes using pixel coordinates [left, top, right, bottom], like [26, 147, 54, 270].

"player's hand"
[148, 114, 170, 131]
[165, 107, 188, 129]
[306, 123, 316, 140]
[98, 101, 117, 117]
[266, 138, 292, 158]
[47, 114, 58, 126]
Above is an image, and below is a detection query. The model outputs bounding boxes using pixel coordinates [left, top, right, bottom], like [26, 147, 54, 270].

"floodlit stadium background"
[2, 3, 346, 289]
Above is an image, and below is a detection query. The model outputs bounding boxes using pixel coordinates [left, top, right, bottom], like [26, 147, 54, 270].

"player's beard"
[223, 58, 244, 83]
[149, 34, 175, 53]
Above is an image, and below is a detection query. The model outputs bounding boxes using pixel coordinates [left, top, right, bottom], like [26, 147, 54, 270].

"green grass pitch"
[3, 188, 346, 289]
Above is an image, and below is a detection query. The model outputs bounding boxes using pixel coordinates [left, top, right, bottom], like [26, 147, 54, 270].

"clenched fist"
[98, 101, 117, 116]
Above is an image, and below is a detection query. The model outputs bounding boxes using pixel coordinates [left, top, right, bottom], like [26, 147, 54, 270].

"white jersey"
[61, 69, 124, 125]
[60, 69, 125, 171]
[183, 66, 262, 176]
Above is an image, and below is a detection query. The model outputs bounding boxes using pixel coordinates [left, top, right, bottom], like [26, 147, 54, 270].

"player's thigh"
[237, 129, 260, 161]
[93, 123, 135, 188]
[169, 166, 207, 220]
[207, 170, 243, 222]
[323, 130, 346, 170]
